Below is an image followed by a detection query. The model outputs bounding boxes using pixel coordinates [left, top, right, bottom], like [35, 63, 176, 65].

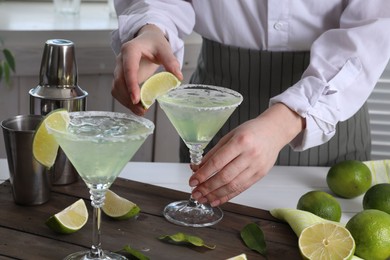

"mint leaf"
[240, 223, 267, 256]
[158, 232, 216, 249]
[117, 245, 149, 260]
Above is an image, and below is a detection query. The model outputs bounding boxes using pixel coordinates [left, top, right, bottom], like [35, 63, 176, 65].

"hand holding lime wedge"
[140, 71, 181, 109]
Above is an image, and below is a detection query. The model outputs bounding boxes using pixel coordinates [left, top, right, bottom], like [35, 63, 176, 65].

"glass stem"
[189, 146, 203, 206]
[89, 189, 106, 258]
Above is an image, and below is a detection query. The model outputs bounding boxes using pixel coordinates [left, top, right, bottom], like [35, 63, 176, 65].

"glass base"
[64, 250, 127, 260]
[163, 200, 223, 227]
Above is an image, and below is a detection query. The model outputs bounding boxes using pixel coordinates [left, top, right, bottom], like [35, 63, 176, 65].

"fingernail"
[198, 197, 207, 204]
[189, 179, 199, 187]
[210, 200, 220, 207]
[192, 191, 202, 200]
[175, 68, 183, 80]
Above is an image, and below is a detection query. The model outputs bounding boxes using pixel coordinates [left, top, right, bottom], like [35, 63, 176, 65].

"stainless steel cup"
[1, 115, 51, 205]
[29, 39, 87, 185]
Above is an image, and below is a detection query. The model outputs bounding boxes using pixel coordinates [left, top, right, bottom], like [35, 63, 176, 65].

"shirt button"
[274, 22, 283, 31]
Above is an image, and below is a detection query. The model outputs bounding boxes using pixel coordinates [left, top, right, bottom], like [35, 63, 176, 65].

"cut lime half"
[299, 222, 355, 260]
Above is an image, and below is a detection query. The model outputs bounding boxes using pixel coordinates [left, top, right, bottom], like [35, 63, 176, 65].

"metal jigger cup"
[1, 115, 51, 205]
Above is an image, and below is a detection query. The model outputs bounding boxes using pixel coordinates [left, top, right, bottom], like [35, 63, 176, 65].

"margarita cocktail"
[46, 111, 154, 260]
[157, 84, 243, 227]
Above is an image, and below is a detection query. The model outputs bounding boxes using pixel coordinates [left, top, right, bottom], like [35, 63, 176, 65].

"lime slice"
[102, 190, 140, 220]
[45, 199, 88, 234]
[299, 222, 355, 260]
[33, 109, 70, 168]
[226, 253, 247, 260]
[140, 71, 181, 109]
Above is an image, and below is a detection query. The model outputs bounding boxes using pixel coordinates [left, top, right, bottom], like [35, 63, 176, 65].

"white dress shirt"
[111, 0, 390, 151]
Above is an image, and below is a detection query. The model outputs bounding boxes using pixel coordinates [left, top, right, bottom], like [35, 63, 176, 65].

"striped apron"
[180, 38, 371, 166]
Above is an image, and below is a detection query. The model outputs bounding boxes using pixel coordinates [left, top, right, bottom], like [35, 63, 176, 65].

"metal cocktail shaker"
[29, 39, 88, 185]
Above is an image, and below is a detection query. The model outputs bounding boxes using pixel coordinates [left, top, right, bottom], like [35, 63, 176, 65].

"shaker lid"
[30, 39, 88, 100]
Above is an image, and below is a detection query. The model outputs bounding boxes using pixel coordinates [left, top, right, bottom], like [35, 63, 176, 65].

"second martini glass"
[46, 111, 154, 260]
[157, 84, 243, 227]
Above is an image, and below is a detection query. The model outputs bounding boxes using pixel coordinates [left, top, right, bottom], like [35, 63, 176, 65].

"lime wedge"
[32, 109, 70, 168]
[45, 199, 88, 234]
[226, 253, 247, 260]
[102, 190, 140, 220]
[299, 222, 355, 260]
[140, 71, 181, 109]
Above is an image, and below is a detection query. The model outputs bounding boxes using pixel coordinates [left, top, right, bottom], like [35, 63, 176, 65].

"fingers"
[111, 24, 182, 113]
[195, 166, 259, 207]
[121, 43, 142, 105]
[111, 52, 146, 115]
[188, 118, 280, 207]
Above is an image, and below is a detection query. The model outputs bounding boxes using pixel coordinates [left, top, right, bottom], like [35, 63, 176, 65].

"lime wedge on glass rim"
[45, 199, 88, 234]
[32, 109, 70, 168]
[298, 222, 355, 260]
[102, 189, 140, 220]
[140, 71, 181, 109]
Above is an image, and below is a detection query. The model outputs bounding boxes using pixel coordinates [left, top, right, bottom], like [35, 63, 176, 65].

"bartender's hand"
[189, 103, 305, 206]
[111, 24, 183, 115]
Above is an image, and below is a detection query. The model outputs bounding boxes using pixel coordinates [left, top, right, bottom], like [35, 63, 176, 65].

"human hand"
[111, 24, 183, 115]
[189, 103, 305, 206]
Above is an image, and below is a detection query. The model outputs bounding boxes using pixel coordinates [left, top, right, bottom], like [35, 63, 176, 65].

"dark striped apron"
[180, 38, 371, 166]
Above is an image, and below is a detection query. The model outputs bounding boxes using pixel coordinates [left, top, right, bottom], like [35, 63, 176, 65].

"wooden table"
[0, 177, 300, 259]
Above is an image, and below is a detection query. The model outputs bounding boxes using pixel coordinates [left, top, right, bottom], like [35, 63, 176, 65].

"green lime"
[299, 222, 355, 260]
[327, 160, 372, 198]
[362, 183, 390, 214]
[297, 190, 342, 222]
[45, 199, 88, 234]
[346, 209, 390, 260]
[102, 190, 140, 220]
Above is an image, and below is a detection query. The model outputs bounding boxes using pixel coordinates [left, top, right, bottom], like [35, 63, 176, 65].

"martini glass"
[46, 111, 154, 260]
[157, 84, 243, 227]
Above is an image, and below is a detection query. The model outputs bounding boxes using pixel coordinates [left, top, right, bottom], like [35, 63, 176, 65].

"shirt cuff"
[110, 16, 185, 66]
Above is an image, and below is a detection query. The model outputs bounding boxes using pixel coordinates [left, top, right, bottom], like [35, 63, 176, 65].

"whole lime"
[346, 209, 390, 260]
[363, 183, 390, 214]
[296, 190, 342, 222]
[326, 160, 372, 198]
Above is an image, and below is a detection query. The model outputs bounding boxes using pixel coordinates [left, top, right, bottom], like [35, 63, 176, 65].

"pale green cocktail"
[47, 111, 154, 260]
[157, 84, 243, 227]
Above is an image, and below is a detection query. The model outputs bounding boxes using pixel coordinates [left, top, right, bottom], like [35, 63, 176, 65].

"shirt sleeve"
[270, 1, 390, 151]
[111, 0, 195, 66]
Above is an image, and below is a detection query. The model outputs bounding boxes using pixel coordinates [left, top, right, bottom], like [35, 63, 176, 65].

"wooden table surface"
[0, 177, 300, 260]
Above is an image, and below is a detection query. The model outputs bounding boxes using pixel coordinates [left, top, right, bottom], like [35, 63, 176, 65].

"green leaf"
[240, 223, 267, 256]
[0, 63, 3, 82]
[116, 245, 150, 260]
[3, 49, 15, 72]
[3, 60, 10, 85]
[158, 232, 216, 249]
